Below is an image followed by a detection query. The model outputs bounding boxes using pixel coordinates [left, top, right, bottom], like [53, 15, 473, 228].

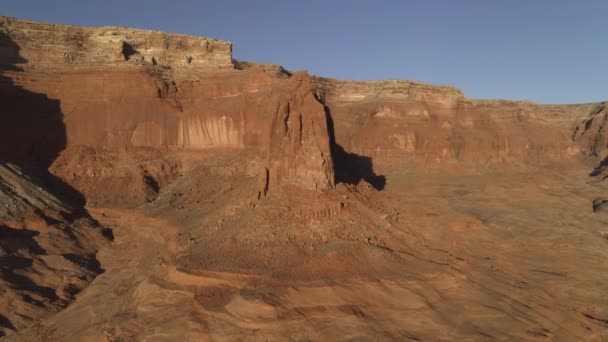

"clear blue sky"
[2, 0, 606, 104]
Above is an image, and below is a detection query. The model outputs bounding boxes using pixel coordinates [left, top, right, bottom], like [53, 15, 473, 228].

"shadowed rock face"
[0, 31, 65, 170]
[0, 163, 111, 337]
[573, 102, 608, 159]
[0, 27, 111, 337]
[1, 17, 608, 341]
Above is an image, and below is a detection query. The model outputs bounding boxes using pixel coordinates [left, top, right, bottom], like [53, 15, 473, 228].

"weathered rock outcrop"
[314, 76, 597, 175]
[0, 17, 233, 70]
[4, 16, 604, 200]
[312, 76, 466, 105]
[573, 102, 608, 159]
[0, 16, 334, 202]
[0, 164, 110, 337]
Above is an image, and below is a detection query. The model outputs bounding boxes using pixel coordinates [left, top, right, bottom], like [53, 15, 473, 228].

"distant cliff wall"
[313, 76, 598, 172]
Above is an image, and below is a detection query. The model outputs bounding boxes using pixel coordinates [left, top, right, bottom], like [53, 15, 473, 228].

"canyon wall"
[1, 16, 604, 202]
[313, 76, 598, 175]
[0, 17, 333, 199]
[0, 17, 233, 70]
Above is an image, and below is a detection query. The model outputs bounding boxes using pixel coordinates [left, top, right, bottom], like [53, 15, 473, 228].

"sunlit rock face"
[313, 76, 597, 174]
[1, 16, 334, 195]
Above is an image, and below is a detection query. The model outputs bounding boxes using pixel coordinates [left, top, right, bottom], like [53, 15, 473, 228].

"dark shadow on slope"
[143, 170, 160, 196]
[0, 225, 46, 255]
[1, 270, 59, 304]
[0, 225, 58, 306]
[0, 314, 16, 337]
[323, 105, 386, 190]
[0, 32, 86, 208]
[62, 253, 104, 274]
[0, 30, 26, 71]
[590, 156, 608, 178]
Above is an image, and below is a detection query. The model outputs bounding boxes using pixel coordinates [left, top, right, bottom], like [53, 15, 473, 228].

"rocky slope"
[1, 17, 607, 341]
[0, 164, 110, 337]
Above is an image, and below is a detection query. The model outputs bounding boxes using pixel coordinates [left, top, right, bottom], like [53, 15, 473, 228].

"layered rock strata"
[0, 16, 333, 197]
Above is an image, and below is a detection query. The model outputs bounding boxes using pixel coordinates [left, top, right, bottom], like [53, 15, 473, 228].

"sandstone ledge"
[0, 16, 233, 71]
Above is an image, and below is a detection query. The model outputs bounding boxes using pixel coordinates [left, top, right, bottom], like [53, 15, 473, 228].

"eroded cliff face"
[572, 102, 608, 159]
[313, 76, 598, 177]
[0, 16, 334, 203]
[0, 17, 232, 70]
[3, 16, 603, 201]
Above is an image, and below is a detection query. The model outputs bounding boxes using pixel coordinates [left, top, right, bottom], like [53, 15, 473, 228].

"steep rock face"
[572, 102, 608, 159]
[0, 16, 233, 70]
[4, 16, 602, 200]
[0, 17, 334, 203]
[0, 26, 111, 336]
[265, 73, 334, 191]
[314, 76, 596, 174]
[574, 102, 608, 212]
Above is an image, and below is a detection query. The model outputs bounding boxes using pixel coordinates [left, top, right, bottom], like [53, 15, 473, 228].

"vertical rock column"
[265, 73, 334, 192]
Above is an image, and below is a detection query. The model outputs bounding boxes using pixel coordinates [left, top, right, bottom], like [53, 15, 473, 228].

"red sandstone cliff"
[313, 76, 597, 175]
[1, 16, 334, 204]
[2, 16, 604, 199]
